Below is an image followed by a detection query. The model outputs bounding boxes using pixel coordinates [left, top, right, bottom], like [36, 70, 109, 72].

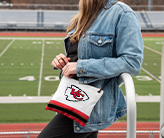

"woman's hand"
[62, 62, 77, 78]
[51, 53, 71, 69]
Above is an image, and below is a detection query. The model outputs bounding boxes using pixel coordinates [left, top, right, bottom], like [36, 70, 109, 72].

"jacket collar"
[105, 0, 118, 9]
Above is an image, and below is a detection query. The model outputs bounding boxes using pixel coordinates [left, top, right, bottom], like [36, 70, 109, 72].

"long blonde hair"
[67, 0, 106, 43]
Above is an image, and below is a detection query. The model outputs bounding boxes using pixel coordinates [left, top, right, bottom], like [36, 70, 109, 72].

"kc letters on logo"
[65, 85, 89, 102]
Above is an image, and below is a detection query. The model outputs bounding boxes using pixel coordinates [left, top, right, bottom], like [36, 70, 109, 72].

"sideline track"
[0, 32, 67, 37]
[0, 32, 164, 37]
[0, 122, 160, 138]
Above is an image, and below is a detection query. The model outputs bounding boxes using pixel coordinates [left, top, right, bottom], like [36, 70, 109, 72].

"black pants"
[37, 113, 98, 138]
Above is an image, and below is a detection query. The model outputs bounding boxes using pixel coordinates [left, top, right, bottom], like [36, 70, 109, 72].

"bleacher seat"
[0, 10, 163, 31]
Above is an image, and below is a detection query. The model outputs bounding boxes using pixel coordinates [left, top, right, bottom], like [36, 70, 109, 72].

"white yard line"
[0, 39, 15, 57]
[141, 67, 161, 83]
[37, 39, 45, 96]
[144, 45, 162, 56]
[143, 38, 164, 41]
[142, 45, 162, 84]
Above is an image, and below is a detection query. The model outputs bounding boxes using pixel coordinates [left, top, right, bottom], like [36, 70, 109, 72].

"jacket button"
[98, 37, 102, 44]
[98, 39, 102, 44]
[80, 69, 82, 74]
[76, 127, 80, 131]
[82, 34, 85, 38]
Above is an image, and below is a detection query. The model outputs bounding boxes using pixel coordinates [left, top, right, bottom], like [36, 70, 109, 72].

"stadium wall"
[0, 10, 164, 32]
[6, 0, 164, 5]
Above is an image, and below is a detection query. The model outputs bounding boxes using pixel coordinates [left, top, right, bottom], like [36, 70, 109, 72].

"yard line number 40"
[18, 75, 160, 81]
[19, 76, 59, 81]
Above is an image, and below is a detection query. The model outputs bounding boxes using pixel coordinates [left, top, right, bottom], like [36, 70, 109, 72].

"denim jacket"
[64, 0, 143, 133]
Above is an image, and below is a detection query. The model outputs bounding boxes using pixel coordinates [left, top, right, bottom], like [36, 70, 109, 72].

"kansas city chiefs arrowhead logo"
[64, 85, 89, 102]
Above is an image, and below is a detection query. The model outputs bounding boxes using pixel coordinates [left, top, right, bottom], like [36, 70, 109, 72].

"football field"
[0, 38, 64, 96]
[0, 36, 163, 123]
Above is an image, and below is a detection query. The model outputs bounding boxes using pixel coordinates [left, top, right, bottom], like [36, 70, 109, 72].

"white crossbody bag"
[45, 76, 111, 127]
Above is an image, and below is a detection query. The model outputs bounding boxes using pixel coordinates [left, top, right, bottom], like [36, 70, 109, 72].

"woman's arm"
[77, 11, 143, 79]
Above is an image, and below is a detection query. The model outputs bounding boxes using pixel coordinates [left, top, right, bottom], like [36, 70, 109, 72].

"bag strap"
[97, 78, 112, 93]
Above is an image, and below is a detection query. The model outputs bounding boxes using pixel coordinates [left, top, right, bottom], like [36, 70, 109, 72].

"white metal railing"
[118, 73, 136, 138]
[160, 45, 164, 138]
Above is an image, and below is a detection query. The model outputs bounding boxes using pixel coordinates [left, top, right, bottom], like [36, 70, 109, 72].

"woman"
[38, 0, 143, 137]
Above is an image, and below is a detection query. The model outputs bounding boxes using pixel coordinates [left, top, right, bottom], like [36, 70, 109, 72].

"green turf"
[0, 103, 159, 123]
[143, 37, 163, 53]
[0, 40, 12, 53]
[40, 40, 64, 96]
[0, 40, 42, 96]
[0, 37, 163, 122]
[0, 37, 162, 96]
[132, 70, 160, 95]
[0, 103, 55, 123]
[142, 47, 161, 79]
[0, 37, 163, 96]
[118, 103, 160, 122]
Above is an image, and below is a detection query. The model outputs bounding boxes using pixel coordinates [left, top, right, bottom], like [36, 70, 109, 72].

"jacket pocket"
[88, 34, 114, 58]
